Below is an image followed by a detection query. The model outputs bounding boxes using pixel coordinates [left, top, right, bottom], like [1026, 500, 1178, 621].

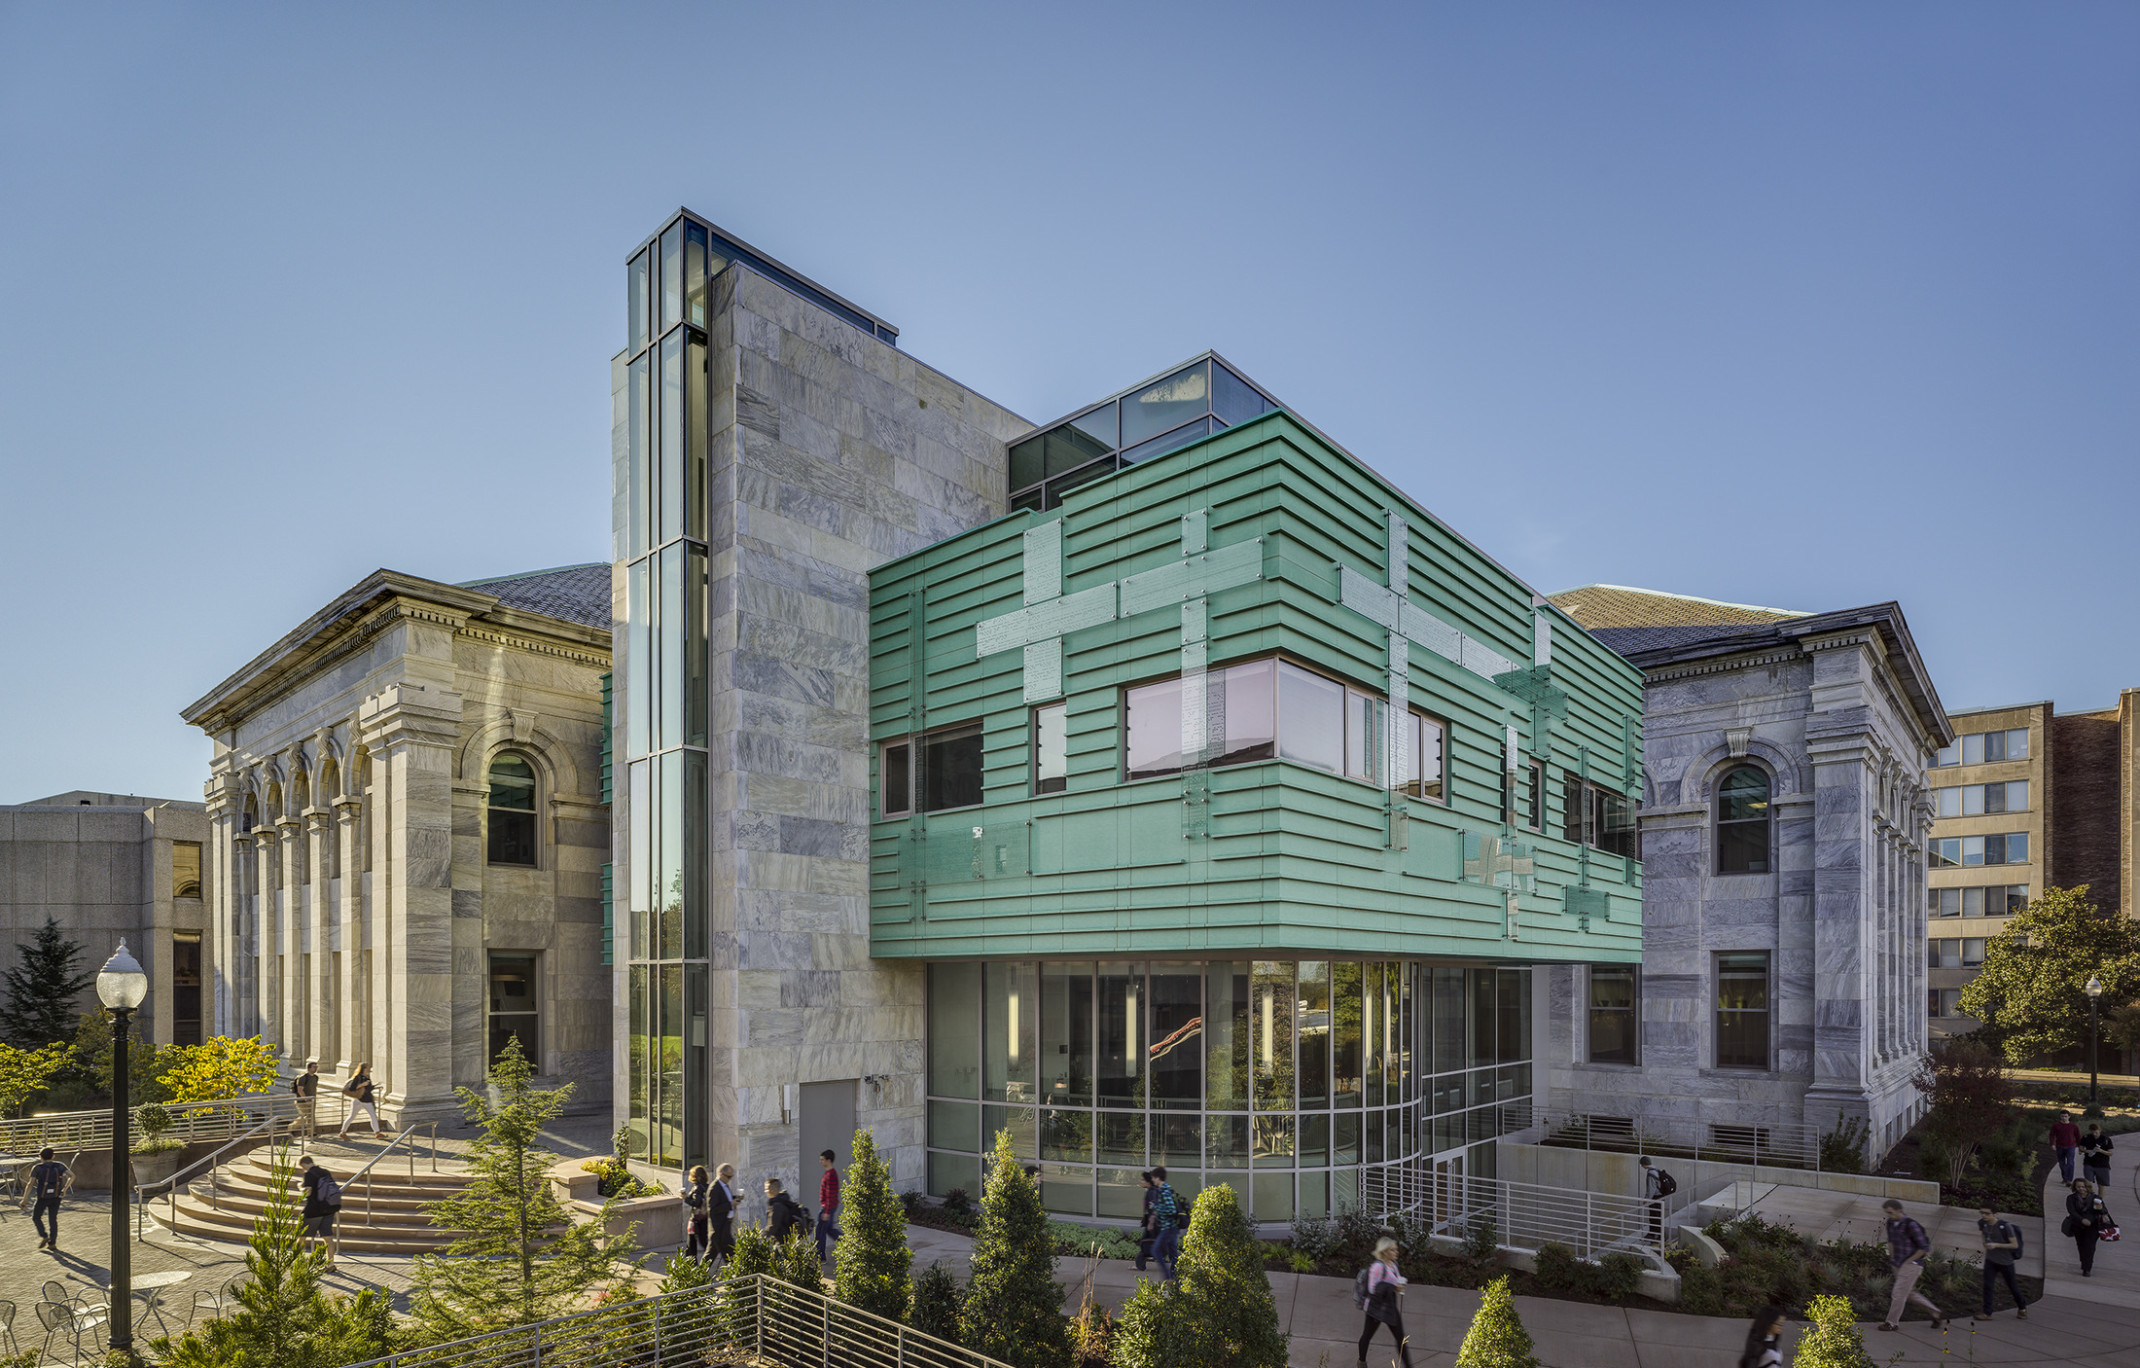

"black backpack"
[1653, 1169, 1678, 1198]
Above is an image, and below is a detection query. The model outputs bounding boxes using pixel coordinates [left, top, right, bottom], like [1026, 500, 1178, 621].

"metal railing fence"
[346, 1274, 1011, 1368]
[1419, 1171, 1677, 1264]
[3, 1089, 356, 1157]
[1535, 1111, 1823, 1171]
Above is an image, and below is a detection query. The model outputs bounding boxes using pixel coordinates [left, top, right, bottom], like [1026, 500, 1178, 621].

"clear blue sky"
[3, 3, 2134, 803]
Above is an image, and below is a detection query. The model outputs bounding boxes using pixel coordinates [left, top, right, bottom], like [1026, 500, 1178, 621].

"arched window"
[487, 753, 539, 867]
[1716, 766, 1771, 874]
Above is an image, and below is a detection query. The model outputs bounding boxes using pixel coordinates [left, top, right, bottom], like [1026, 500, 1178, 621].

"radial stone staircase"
[160, 1143, 475, 1256]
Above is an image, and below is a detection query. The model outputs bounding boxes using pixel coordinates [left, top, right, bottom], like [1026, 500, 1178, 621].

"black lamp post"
[2085, 973, 2104, 1106]
[98, 941, 148, 1357]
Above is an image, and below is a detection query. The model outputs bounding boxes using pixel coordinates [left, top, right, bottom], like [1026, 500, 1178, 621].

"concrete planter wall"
[71, 1137, 246, 1191]
[546, 1158, 683, 1256]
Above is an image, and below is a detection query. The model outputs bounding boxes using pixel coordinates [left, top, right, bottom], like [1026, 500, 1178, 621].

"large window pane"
[1154, 1114, 1200, 1168]
[659, 543, 683, 752]
[1469, 968, 1496, 1068]
[1069, 402, 1117, 449]
[1433, 966, 1464, 1074]
[1149, 965, 1202, 1109]
[1278, 663, 1345, 774]
[930, 963, 982, 1100]
[1345, 690, 1388, 785]
[1096, 1112, 1146, 1166]
[1041, 962, 1093, 1108]
[1206, 963, 1249, 1111]
[659, 330, 684, 546]
[685, 544, 707, 747]
[658, 752, 684, 958]
[929, 1100, 979, 1153]
[921, 723, 983, 810]
[1120, 415, 1213, 466]
[1362, 962, 1383, 1108]
[1589, 965, 1637, 1064]
[1212, 363, 1272, 426]
[1938, 787, 1961, 818]
[1098, 963, 1144, 1108]
[1715, 952, 1770, 1070]
[1125, 677, 1184, 779]
[1333, 961, 1363, 1108]
[1034, 703, 1067, 794]
[1122, 361, 1210, 446]
[1253, 962, 1295, 1110]
[628, 760, 651, 955]
[626, 353, 651, 559]
[983, 1105, 1036, 1160]
[1298, 961, 1330, 1108]
[628, 249, 650, 354]
[486, 754, 538, 867]
[1717, 766, 1771, 873]
[683, 221, 709, 328]
[984, 962, 1039, 1103]
[683, 750, 706, 959]
[659, 222, 682, 330]
[1041, 1110, 1091, 1163]
[1213, 659, 1276, 766]
[685, 335, 706, 541]
[1410, 713, 1445, 800]
[626, 558, 650, 756]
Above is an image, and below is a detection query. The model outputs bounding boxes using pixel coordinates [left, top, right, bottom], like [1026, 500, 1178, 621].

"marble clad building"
[0, 790, 211, 1048]
[1545, 587, 1952, 1154]
[181, 564, 612, 1121]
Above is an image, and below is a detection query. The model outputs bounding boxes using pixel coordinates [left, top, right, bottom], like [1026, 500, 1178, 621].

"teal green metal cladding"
[868, 411, 1643, 963]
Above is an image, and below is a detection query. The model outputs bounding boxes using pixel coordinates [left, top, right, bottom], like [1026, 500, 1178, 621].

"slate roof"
[459, 563, 611, 631]
[1586, 623, 1786, 656]
[1549, 583, 1808, 631]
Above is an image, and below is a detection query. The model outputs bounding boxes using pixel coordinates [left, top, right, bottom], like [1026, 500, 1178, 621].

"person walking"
[1876, 1199, 1947, 1332]
[1637, 1155, 1674, 1245]
[26, 1146, 70, 1252]
[682, 1165, 711, 1262]
[764, 1177, 804, 1243]
[2065, 1179, 2113, 1277]
[1356, 1235, 1413, 1368]
[1974, 1206, 2028, 1320]
[297, 1154, 342, 1268]
[292, 1059, 321, 1141]
[2081, 1123, 2115, 1191]
[2049, 1112, 2082, 1185]
[815, 1149, 842, 1264]
[1134, 1171, 1159, 1272]
[337, 1063, 383, 1139]
[1149, 1166, 1184, 1280]
[1737, 1306, 1786, 1368]
[709, 1163, 738, 1263]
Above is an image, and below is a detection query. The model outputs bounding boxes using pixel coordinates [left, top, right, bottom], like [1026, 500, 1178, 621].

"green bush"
[909, 1262, 962, 1342]
[1794, 1293, 1874, 1368]
[1454, 1275, 1538, 1368]
[1533, 1242, 1585, 1294]
[959, 1131, 1069, 1368]
[1113, 1185, 1285, 1368]
[1819, 1116, 1871, 1174]
[834, 1129, 912, 1321]
[1594, 1253, 1645, 1300]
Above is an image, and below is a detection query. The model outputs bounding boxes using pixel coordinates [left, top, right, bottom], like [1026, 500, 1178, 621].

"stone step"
[197, 1182, 455, 1228]
[160, 1194, 464, 1255]
[227, 1155, 472, 1198]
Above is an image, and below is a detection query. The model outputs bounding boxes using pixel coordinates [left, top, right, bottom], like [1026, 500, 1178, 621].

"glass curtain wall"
[925, 960, 1531, 1223]
[618, 217, 711, 1170]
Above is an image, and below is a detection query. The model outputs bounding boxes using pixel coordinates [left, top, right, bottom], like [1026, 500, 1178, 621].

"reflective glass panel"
[1212, 363, 1272, 426]
[984, 961, 1039, 1103]
[659, 543, 683, 751]
[659, 223, 682, 330]
[1148, 965, 1202, 1109]
[1206, 1114, 1248, 1168]
[1123, 362, 1210, 446]
[1041, 962, 1094, 1107]
[929, 1152, 980, 1201]
[1362, 962, 1383, 1108]
[1938, 787, 1962, 817]
[628, 250, 650, 353]
[1469, 969, 1496, 1068]
[1253, 962, 1295, 1110]
[929, 1100, 979, 1153]
[1042, 1164, 1092, 1215]
[627, 354, 650, 559]
[1715, 952, 1770, 1070]
[1433, 967, 1464, 1074]
[1044, 456, 1117, 506]
[1344, 689, 1388, 784]
[930, 963, 982, 1099]
[1034, 703, 1067, 794]
[628, 760, 651, 954]
[1120, 415, 1214, 467]
[1589, 965, 1637, 1064]
[627, 559, 651, 758]
[982, 1105, 1037, 1160]
[1098, 963, 1144, 1108]
[1212, 659, 1277, 766]
[1009, 435, 1046, 492]
[1333, 961, 1363, 1108]
[658, 751, 684, 958]
[684, 221, 709, 327]
[1041, 1109, 1091, 1163]
[659, 331, 684, 545]
[1097, 1167, 1145, 1219]
[1962, 734, 1985, 764]
[1044, 424, 1111, 478]
[1206, 963, 1249, 1110]
[1410, 714, 1445, 799]
[685, 544, 707, 747]
[1297, 961, 1330, 1108]
[881, 743, 910, 817]
[686, 336, 706, 541]
[1125, 677, 1184, 779]
[1301, 1113, 1330, 1166]
[1096, 1111, 1146, 1166]
[1069, 402, 1117, 449]
[920, 724, 983, 811]
[1154, 1114, 1200, 1168]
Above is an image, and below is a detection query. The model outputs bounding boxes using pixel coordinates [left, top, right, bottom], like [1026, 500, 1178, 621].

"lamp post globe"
[2084, 975, 2104, 1106]
[98, 940, 147, 1355]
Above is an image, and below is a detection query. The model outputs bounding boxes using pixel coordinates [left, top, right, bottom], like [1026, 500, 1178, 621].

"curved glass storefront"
[925, 960, 1532, 1224]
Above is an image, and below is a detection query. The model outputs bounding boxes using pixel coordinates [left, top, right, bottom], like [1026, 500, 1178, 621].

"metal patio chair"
[35, 1298, 104, 1362]
[188, 1274, 247, 1328]
[0, 1299, 19, 1356]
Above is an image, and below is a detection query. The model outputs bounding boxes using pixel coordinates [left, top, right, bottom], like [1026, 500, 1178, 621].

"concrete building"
[181, 564, 612, 1121]
[0, 790, 211, 1047]
[1927, 692, 2140, 1049]
[1547, 586, 1952, 1156]
[606, 208, 1649, 1215]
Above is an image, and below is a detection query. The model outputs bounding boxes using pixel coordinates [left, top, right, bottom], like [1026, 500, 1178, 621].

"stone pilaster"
[276, 816, 302, 1062]
[359, 683, 465, 1123]
[252, 821, 278, 1047]
[305, 808, 331, 1065]
[333, 797, 362, 1075]
[204, 783, 238, 1037]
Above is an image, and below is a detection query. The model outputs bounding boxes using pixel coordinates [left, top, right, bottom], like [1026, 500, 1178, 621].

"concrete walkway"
[2042, 1125, 2140, 1310]
[906, 1223, 2140, 1368]
[1728, 1183, 2044, 1278]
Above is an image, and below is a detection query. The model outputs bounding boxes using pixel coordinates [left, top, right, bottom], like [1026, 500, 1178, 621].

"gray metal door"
[799, 1079, 857, 1207]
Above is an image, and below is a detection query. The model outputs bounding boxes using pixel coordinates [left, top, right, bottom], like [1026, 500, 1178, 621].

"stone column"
[253, 822, 279, 1048]
[366, 752, 389, 1081]
[205, 787, 237, 1037]
[277, 816, 303, 1063]
[305, 809, 332, 1065]
[359, 684, 465, 1124]
[333, 797, 362, 1075]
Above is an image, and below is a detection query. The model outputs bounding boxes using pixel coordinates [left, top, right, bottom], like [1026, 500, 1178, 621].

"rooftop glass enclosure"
[1009, 354, 1277, 512]
[624, 209, 899, 355]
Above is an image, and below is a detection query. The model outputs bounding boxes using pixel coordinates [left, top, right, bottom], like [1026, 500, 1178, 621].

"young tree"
[1913, 1039, 2018, 1186]
[1114, 1184, 1285, 1368]
[72, 1008, 173, 1104]
[0, 1040, 71, 1118]
[0, 917, 97, 1046]
[149, 1145, 393, 1368]
[1793, 1293, 1875, 1368]
[1958, 886, 2140, 1063]
[909, 1262, 962, 1343]
[833, 1127, 912, 1320]
[407, 1036, 634, 1339]
[1454, 1276, 1538, 1368]
[959, 1129, 1069, 1368]
[158, 1034, 281, 1102]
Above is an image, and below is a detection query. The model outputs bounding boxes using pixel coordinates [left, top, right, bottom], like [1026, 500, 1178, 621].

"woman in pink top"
[2050, 1112, 2083, 1185]
[1358, 1236, 1413, 1368]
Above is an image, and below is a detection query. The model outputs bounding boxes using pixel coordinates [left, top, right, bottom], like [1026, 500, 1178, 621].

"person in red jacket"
[816, 1148, 842, 1264]
[2049, 1112, 2083, 1184]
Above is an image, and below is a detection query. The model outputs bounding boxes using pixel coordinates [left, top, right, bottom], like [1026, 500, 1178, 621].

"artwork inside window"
[487, 754, 538, 867]
[1034, 703, 1067, 795]
[1716, 766, 1771, 874]
[1714, 952, 1770, 1070]
[920, 724, 985, 812]
[487, 952, 539, 1070]
[172, 841, 203, 900]
[1588, 965, 1637, 1065]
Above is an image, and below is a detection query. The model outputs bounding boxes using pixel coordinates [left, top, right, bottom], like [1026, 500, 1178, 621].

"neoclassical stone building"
[1543, 587, 1952, 1156]
[181, 565, 612, 1122]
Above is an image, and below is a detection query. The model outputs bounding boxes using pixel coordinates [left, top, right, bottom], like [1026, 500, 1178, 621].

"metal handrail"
[138, 1116, 282, 1237]
[338, 1122, 441, 1226]
[342, 1272, 1013, 1368]
[3, 1090, 313, 1157]
[1417, 1170, 1686, 1266]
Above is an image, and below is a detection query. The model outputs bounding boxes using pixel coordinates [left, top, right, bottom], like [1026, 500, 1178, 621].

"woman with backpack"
[1356, 1236, 1412, 1368]
[682, 1164, 711, 1261]
[2066, 1179, 2115, 1277]
[1737, 1306, 1785, 1368]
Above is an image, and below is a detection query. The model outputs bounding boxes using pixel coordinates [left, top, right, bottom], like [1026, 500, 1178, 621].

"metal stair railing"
[336, 1122, 442, 1228]
[342, 1272, 1015, 1368]
[135, 1114, 282, 1239]
[4, 1089, 333, 1158]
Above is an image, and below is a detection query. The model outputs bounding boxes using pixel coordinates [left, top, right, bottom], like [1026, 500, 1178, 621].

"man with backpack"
[26, 1146, 70, 1252]
[1877, 1199, 1948, 1332]
[1975, 1205, 2028, 1320]
[1637, 1156, 1675, 1245]
[1148, 1166, 1183, 1280]
[764, 1176, 805, 1243]
[297, 1154, 343, 1268]
[292, 1059, 321, 1140]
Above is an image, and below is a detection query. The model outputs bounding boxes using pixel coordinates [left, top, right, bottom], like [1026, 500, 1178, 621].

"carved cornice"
[455, 623, 611, 668]
[1644, 646, 1803, 683]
